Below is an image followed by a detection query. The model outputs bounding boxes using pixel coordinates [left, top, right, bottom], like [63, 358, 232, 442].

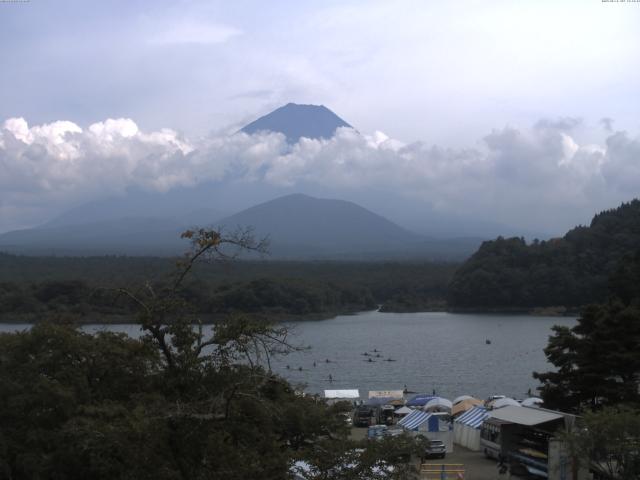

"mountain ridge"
[0, 193, 481, 260]
[214, 193, 422, 254]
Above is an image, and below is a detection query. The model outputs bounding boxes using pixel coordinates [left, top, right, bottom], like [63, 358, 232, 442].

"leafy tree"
[562, 407, 640, 480]
[0, 322, 164, 479]
[293, 434, 421, 480]
[0, 228, 421, 480]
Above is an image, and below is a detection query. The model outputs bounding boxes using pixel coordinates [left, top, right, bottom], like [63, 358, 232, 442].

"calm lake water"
[0, 311, 575, 401]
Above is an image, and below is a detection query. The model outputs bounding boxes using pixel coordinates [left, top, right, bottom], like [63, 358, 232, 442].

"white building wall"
[453, 424, 482, 451]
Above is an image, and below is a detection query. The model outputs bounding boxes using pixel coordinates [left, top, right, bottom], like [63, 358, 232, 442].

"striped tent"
[455, 406, 488, 428]
[453, 406, 488, 451]
[398, 409, 435, 431]
[400, 410, 454, 453]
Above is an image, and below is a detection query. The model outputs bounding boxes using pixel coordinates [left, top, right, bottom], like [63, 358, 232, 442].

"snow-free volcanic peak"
[240, 103, 353, 143]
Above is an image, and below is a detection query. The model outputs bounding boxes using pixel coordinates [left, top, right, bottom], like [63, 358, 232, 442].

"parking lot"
[350, 427, 516, 480]
[420, 447, 501, 480]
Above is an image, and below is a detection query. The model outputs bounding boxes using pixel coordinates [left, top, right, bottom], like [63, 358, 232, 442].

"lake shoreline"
[0, 311, 577, 399]
[0, 309, 368, 325]
[448, 305, 582, 317]
[0, 305, 580, 325]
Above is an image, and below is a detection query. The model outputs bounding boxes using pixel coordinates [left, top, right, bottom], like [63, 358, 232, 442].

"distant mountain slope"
[0, 193, 481, 260]
[448, 199, 640, 310]
[44, 187, 227, 228]
[213, 193, 481, 260]
[215, 193, 420, 254]
[0, 217, 192, 256]
[240, 103, 352, 143]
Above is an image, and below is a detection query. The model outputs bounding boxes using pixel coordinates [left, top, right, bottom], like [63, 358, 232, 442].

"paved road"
[420, 446, 502, 480]
[350, 428, 524, 480]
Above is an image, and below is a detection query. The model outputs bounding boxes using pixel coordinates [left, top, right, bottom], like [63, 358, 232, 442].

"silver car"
[423, 439, 446, 459]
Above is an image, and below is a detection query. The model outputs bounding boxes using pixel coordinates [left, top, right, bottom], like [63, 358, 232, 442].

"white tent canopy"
[395, 406, 413, 415]
[521, 397, 544, 407]
[324, 389, 359, 399]
[490, 397, 521, 409]
[452, 395, 474, 405]
[424, 397, 453, 412]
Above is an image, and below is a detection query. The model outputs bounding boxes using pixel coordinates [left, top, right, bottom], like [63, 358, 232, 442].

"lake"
[0, 311, 575, 401]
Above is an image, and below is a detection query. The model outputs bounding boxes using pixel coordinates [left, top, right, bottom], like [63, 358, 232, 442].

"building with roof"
[479, 406, 588, 480]
[368, 390, 404, 400]
[324, 389, 360, 406]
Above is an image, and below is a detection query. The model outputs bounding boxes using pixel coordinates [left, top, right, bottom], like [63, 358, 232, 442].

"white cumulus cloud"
[0, 116, 639, 234]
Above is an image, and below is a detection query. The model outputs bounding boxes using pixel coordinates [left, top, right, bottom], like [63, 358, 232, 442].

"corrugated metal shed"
[488, 406, 563, 426]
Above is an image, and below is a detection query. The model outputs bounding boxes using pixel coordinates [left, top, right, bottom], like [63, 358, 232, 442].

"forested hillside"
[0, 255, 456, 321]
[448, 200, 640, 310]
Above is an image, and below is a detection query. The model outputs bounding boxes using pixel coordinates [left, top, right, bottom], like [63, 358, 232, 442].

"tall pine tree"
[534, 252, 640, 412]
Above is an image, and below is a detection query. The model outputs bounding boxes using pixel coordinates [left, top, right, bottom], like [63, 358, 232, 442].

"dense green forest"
[0, 254, 456, 322]
[448, 200, 640, 310]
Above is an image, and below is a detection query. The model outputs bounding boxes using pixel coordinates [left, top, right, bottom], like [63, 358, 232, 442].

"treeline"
[0, 256, 457, 321]
[201, 278, 376, 316]
[0, 278, 375, 321]
[0, 280, 132, 318]
[448, 199, 640, 310]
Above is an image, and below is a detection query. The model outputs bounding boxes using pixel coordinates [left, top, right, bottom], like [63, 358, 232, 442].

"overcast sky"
[1, 0, 640, 233]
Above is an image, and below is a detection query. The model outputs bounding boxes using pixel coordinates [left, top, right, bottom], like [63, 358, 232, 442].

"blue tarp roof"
[406, 394, 436, 407]
[398, 410, 438, 431]
[454, 406, 488, 429]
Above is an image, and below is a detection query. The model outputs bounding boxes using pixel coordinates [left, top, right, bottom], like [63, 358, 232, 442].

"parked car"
[423, 439, 446, 460]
